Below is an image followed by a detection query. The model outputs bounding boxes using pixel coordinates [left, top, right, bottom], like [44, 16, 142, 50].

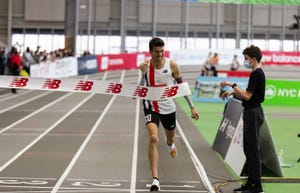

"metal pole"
[216, 0, 221, 49]
[152, 0, 157, 38]
[267, 5, 271, 50]
[75, 0, 79, 55]
[7, 0, 13, 48]
[280, 4, 286, 51]
[93, 0, 97, 54]
[87, 0, 93, 52]
[236, 4, 241, 49]
[120, 0, 126, 53]
[296, 6, 300, 52]
[247, 4, 251, 45]
[184, 0, 189, 49]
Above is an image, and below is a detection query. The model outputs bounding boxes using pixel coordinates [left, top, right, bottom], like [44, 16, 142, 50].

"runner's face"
[151, 46, 164, 61]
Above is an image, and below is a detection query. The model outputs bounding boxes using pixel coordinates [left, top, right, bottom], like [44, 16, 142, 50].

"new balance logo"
[9, 77, 28, 88]
[74, 80, 94, 91]
[42, 79, 61, 89]
[160, 86, 179, 99]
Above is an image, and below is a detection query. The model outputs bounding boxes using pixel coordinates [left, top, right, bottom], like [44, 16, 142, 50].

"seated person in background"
[209, 53, 219, 76]
[230, 54, 240, 71]
[201, 52, 212, 76]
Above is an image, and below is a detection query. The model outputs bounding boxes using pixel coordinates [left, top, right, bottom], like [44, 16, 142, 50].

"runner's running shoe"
[169, 144, 177, 158]
[150, 178, 160, 191]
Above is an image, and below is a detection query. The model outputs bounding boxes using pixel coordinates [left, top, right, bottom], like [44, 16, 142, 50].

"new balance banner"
[262, 51, 300, 66]
[0, 76, 191, 100]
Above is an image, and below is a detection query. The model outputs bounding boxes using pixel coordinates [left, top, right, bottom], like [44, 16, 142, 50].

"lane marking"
[0, 91, 50, 114]
[146, 183, 195, 188]
[51, 71, 125, 193]
[0, 90, 33, 102]
[0, 93, 95, 173]
[0, 176, 56, 180]
[0, 92, 73, 134]
[130, 72, 141, 193]
[0, 176, 206, 192]
[50, 92, 114, 193]
[176, 121, 215, 193]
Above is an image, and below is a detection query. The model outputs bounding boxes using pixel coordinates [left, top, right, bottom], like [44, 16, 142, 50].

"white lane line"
[0, 90, 34, 102]
[0, 93, 95, 173]
[0, 91, 50, 114]
[51, 70, 125, 193]
[120, 70, 125, 82]
[102, 71, 108, 81]
[130, 71, 140, 193]
[130, 98, 140, 193]
[0, 92, 73, 134]
[51, 96, 117, 193]
[176, 121, 215, 193]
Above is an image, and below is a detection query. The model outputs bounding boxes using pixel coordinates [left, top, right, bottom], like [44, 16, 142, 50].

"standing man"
[10, 48, 23, 93]
[0, 47, 6, 75]
[220, 45, 265, 193]
[139, 37, 199, 191]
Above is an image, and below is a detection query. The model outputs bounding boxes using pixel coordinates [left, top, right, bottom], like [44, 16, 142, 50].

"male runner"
[139, 37, 199, 191]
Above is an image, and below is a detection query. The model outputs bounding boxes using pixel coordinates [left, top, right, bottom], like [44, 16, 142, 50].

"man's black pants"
[243, 106, 264, 184]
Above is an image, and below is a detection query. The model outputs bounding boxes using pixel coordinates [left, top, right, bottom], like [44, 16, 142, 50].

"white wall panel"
[156, 2, 182, 24]
[271, 6, 283, 26]
[253, 5, 269, 26]
[25, 0, 65, 21]
[189, 3, 212, 24]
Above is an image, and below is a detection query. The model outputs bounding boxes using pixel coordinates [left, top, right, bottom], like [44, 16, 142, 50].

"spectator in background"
[10, 48, 22, 93]
[33, 45, 41, 62]
[0, 47, 6, 75]
[6, 47, 17, 75]
[201, 52, 212, 76]
[230, 54, 241, 71]
[22, 47, 34, 75]
[40, 50, 48, 62]
[82, 50, 91, 56]
[49, 51, 56, 62]
[210, 53, 219, 76]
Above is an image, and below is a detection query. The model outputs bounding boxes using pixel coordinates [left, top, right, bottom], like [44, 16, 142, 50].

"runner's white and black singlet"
[143, 58, 176, 115]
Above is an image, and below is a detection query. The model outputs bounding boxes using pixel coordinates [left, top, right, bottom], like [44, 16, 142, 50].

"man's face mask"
[244, 60, 252, 69]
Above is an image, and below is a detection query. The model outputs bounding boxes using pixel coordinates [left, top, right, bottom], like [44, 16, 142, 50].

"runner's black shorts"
[143, 108, 176, 130]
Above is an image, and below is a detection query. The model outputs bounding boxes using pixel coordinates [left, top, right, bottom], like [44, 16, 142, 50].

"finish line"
[0, 76, 192, 100]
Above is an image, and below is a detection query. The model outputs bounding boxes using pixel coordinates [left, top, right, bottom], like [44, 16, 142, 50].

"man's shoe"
[150, 178, 160, 191]
[233, 182, 250, 192]
[241, 183, 263, 193]
[169, 144, 177, 158]
[241, 189, 264, 193]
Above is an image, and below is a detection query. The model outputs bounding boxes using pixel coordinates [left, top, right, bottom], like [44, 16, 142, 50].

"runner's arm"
[171, 60, 199, 120]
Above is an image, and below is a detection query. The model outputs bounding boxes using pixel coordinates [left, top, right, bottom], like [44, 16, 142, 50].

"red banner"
[96, 51, 170, 72]
[217, 70, 251, 77]
[262, 51, 300, 66]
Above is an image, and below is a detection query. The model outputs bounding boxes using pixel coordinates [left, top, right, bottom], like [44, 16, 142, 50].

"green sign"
[198, 0, 300, 5]
[264, 79, 300, 106]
